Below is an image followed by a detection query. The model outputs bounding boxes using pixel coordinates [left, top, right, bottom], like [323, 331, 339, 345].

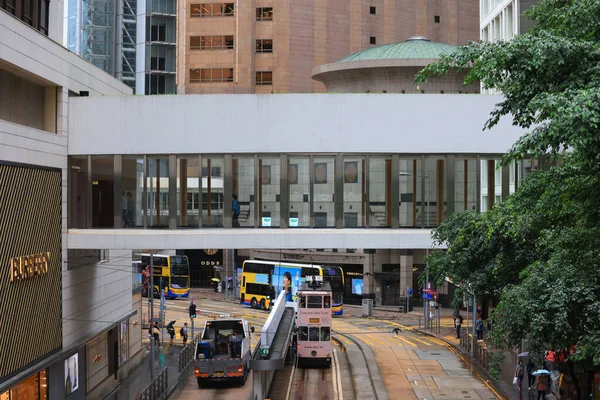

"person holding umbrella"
[166, 320, 176, 345]
[532, 368, 551, 400]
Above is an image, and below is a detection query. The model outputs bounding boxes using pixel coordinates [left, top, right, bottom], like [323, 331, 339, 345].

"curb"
[414, 329, 510, 400]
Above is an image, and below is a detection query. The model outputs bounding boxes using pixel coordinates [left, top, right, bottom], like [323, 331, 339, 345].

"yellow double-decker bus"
[134, 253, 190, 299]
[239, 260, 344, 313]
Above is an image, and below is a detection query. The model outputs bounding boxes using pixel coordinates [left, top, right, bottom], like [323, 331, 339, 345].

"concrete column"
[44, 86, 57, 133]
[363, 249, 375, 316]
[223, 248, 234, 299]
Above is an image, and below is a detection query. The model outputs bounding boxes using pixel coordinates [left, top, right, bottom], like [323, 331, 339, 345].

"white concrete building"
[0, 3, 140, 398]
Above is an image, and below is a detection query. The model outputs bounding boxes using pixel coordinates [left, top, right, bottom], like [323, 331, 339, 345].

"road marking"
[366, 334, 386, 346]
[389, 321, 413, 331]
[333, 348, 343, 400]
[396, 336, 417, 347]
[408, 335, 432, 346]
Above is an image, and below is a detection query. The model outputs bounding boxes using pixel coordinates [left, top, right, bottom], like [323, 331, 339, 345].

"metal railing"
[460, 330, 491, 369]
[177, 333, 202, 372]
[136, 367, 168, 400]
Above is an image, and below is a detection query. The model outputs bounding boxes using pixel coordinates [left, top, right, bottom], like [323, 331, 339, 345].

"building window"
[255, 71, 272, 85]
[190, 35, 234, 50]
[370, 6, 376, 14]
[256, 7, 273, 21]
[2, 0, 16, 15]
[1, 0, 49, 35]
[370, 36, 376, 45]
[190, 68, 234, 83]
[190, 3, 234, 17]
[434, 15, 440, 23]
[255, 39, 273, 53]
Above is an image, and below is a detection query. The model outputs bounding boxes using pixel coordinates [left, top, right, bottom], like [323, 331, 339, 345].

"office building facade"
[178, 0, 479, 94]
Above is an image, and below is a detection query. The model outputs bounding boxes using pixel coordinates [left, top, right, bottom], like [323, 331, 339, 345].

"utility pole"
[149, 253, 155, 379]
[424, 248, 429, 329]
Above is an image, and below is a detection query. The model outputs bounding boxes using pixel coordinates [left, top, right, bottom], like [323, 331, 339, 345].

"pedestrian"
[180, 322, 188, 345]
[515, 360, 525, 393]
[454, 311, 464, 338]
[536, 373, 548, 400]
[152, 322, 160, 346]
[232, 194, 240, 228]
[527, 360, 536, 390]
[475, 315, 484, 340]
[166, 321, 175, 345]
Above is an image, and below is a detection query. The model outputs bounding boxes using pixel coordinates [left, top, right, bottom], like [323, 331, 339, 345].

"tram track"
[332, 331, 380, 400]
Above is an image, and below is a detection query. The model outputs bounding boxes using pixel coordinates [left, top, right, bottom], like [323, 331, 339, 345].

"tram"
[295, 277, 332, 368]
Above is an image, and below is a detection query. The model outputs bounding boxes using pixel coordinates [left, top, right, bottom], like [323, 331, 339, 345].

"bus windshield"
[171, 256, 189, 276]
[170, 276, 189, 288]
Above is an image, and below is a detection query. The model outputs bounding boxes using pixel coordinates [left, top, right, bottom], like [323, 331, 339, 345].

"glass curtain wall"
[454, 158, 477, 213]
[259, 156, 280, 227]
[202, 157, 224, 227]
[122, 156, 145, 227]
[177, 156, 200, 227]
[399, 158, 420, 227]
[480, 158, 501, 212]
[233, 157, 255, 227]
[343, 157, 365, 227]
[368, 157, 391, 227]
[91, 156, 114, 228]
[423, 157, 446, 227]
[313, 157, 335, 227]
[289, 156, 310, 227]
[147, 156, 169, 227]
[69, 156, 88, 228]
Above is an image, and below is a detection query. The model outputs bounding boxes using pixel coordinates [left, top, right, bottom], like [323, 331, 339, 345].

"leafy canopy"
[418, 0, 600, 367]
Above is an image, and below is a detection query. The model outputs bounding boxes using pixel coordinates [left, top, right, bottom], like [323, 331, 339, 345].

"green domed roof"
[338, 36, 457, 62]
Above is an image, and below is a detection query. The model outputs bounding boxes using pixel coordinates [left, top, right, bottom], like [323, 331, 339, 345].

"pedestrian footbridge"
[249, 290, 296, 400]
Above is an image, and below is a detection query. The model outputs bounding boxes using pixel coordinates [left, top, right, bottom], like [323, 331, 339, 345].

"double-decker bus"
[296, 278, 332, 367]
[239, 260, 320, 310]
[134, 253, 190, 299]
[320, 265, 344, 315]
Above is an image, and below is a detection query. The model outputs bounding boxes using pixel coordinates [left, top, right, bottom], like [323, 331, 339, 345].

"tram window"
[299, 327, 308, 341]
[324, 296, 331, 308]
[309, 327, 320, 341]
[299, 295, 306, 308]
[321, 327, 330, 341]
[307, 296, 322, 308]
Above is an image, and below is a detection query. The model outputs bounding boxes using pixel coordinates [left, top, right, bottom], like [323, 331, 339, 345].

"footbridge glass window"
[343, 157, 365, 227]
[202, 157, 224, 227]
[233, 157, 255, 227]
[177, 156, 200, 227]
[258, 157, 280, 228]
[147, 156, 169, 228]
[289, 156, 309, 228]
[122, 156, 145, 228]
[313, 157, 335, 228]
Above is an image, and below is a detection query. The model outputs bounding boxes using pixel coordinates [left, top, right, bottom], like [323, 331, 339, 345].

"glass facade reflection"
[68, 153, 520, 230]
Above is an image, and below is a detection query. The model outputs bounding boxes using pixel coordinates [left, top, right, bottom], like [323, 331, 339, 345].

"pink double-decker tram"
[295, 278, 332, 368]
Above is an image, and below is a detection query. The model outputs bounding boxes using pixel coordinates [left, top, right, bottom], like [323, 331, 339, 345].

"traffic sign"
[408, 287, 413, 296]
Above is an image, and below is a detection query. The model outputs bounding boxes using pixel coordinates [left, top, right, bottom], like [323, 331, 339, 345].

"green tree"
[417, 0, 600, 396]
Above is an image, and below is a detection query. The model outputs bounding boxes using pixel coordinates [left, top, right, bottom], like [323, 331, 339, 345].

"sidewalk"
[115, 341, 184, 400]
[413, 321, 557, 400]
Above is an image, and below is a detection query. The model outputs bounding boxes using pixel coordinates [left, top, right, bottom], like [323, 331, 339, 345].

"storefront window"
[1, 370, 48, 399]
[122, 156, 144, 228]
[177, 156, 200, 227]
[343, 157, 365, 227]
[233, 157, 255, 227]
[399, 158, 420, 227]
[259, 157, 280, 227]
[202, 156, 224, 227]
[69, 156, 88, 228]
[91, 156, 114, 228]
[313, 157, 335, 227]
[147, 157, 169, 227]
[368, 157, 391, 227]
[289, 156, 309, 227]
[454, 158, 477, 213]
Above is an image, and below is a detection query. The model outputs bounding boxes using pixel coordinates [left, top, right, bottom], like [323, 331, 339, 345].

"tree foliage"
[417, 0, 600, 376]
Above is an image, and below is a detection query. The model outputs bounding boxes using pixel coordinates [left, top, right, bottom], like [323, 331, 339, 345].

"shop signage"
[9, 252, 50, 282]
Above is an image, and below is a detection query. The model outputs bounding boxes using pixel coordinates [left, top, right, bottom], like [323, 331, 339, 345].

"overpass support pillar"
[252, 370, 275, 400]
